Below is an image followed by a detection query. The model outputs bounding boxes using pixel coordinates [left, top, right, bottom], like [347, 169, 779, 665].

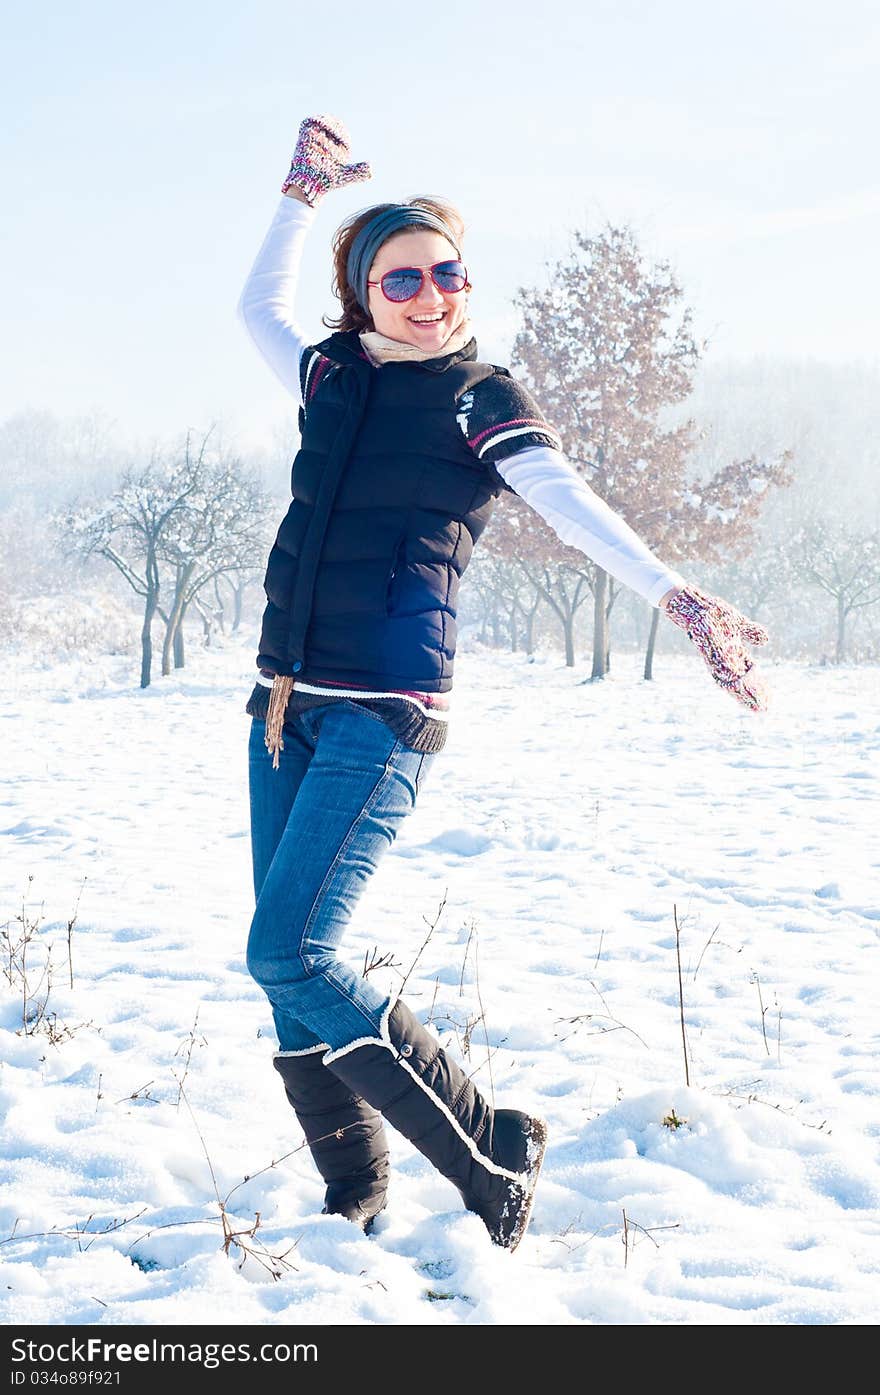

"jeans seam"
[415, 752, 427, 796]
[296, 742, 404, 1033]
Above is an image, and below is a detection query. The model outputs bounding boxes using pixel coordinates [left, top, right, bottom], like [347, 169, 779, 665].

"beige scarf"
[358, 316, 474, 366]
[264, 316, 475, 768]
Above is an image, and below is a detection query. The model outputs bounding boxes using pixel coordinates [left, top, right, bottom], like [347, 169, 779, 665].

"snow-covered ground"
[1, 640, 878, 1325]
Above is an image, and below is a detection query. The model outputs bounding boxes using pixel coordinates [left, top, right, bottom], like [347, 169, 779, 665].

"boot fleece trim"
[323, 1005, 527, 1186]
[274, 1044, 330, 1058]
[322, 996, 395, 1065]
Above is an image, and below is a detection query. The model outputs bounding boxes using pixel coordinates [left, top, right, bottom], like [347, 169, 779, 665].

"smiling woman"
[234, 112, 771, 1257]
[323, 194, 470, 345]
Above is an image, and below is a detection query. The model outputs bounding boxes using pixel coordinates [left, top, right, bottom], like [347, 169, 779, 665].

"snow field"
[0, 643, 878, 1324]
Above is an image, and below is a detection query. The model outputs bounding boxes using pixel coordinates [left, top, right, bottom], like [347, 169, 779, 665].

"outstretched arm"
[236, 115, 372, 401]
[495, 444, 687, 609]
[495, 445, 770, 713]
[460, 374, 769, 710]
[459, 375, 685, 607]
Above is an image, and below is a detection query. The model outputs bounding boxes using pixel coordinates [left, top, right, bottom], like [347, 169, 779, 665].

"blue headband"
[347, 205, 461, 313]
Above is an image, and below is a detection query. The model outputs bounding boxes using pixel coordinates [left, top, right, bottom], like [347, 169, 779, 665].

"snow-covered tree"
[67, 427, 272, 686]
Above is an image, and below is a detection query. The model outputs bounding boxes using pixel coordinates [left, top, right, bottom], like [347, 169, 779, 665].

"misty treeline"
[1, 219, 879, 683]
[0, 413, 289, 686]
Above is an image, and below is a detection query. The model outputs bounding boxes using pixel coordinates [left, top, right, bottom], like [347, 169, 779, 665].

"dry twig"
[673, 904, 691, 1086]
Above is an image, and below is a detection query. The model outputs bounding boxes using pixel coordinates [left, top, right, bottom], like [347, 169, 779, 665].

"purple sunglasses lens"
[382, 269, 424, 302]
[432, 261, 467, 291]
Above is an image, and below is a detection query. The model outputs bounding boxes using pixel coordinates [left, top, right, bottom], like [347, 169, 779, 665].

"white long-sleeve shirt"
[237, 196, 686, 609]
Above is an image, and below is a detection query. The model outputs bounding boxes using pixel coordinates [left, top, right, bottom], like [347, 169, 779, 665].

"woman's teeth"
[409, 312, 446, 324]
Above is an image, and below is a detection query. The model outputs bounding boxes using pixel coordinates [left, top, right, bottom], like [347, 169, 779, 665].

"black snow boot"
[273, 1048, 390, 1233]
[322, 1001, 547, 1252]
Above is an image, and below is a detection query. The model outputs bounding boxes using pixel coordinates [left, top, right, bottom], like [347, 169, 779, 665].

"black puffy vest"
[256, 328, 510, 693]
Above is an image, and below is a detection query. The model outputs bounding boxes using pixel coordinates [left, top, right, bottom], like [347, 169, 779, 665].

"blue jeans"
[246, 701, 438, 1054]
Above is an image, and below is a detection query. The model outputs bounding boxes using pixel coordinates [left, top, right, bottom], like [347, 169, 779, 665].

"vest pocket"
[385, 537, 408, 616]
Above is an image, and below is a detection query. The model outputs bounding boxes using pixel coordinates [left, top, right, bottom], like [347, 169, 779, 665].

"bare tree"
[212, 567, 262, 636]
[467, 544, 546, 655]
[642, 449, 793, 679]
[510, 223, 790, 682]
[67, 426, 274, 683]
[790, 517, 880, 662]
[477, 489, 590, 665]
[156, 432, 271, 674]
[67, 456, 199, 687]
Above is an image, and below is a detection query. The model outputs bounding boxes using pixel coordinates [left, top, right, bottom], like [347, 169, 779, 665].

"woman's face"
[366, 228, 470, 352]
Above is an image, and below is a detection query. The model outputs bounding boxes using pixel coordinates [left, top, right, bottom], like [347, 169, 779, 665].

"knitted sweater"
[238, 197, 687, 754]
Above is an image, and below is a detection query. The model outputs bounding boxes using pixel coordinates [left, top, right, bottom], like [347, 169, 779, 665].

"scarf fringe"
[265, 675, 295, 769]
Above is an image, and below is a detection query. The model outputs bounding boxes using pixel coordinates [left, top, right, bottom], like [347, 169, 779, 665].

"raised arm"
[236, 192, 317, 399]
[236, 115, 372, 401]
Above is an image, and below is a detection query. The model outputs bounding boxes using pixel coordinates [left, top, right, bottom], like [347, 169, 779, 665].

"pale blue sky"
[3, 0, 879, 455]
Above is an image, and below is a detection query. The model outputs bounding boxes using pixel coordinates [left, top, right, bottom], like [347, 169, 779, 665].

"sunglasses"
[367, 260, 470, 304]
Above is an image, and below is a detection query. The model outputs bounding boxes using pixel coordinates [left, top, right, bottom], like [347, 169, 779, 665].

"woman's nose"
[412, 275, 444, 307]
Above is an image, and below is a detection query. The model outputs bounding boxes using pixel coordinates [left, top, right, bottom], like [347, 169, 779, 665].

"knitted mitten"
[662, 583, 771, 712]
[281, 114, 372, 206]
